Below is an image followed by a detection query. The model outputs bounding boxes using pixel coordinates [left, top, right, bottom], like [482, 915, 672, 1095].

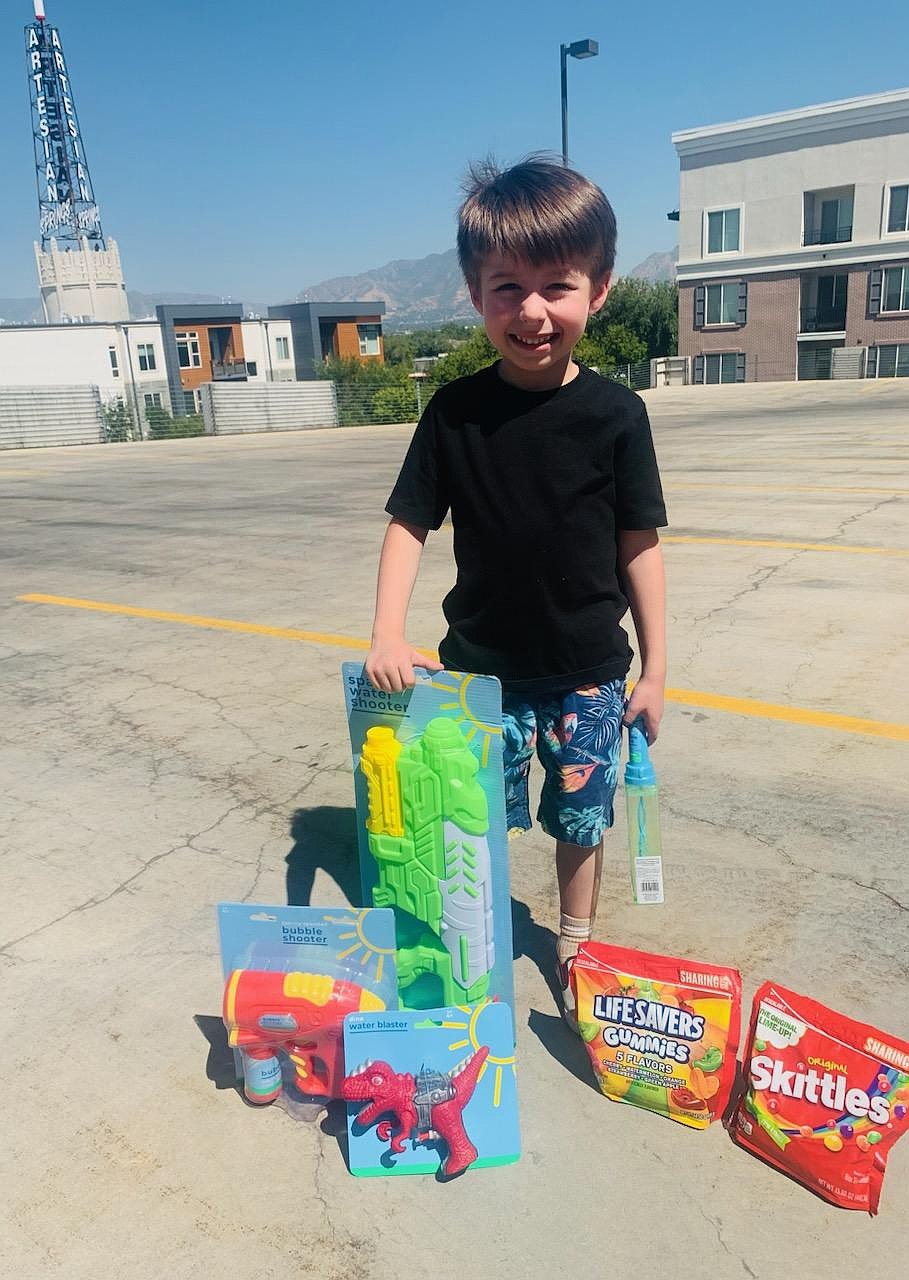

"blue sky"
[2, 0, 908, 303]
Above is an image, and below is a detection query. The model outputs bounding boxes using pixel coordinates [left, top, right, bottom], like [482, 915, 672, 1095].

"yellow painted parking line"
[663, 535, 908, 557]
[665, 687, 909, 742]
[15, 592, 909, 742]
[666, 482, 909, 495]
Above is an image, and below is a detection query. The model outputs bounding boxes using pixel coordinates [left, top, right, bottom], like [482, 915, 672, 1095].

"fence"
[199, 381, 338, 434]
[0, 385, 104, 449]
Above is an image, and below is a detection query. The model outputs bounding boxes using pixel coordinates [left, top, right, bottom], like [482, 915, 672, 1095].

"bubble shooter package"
[572, 941, 742, 1129]
[217, 902, 397, 1119]
[733, 981, 909, 1214]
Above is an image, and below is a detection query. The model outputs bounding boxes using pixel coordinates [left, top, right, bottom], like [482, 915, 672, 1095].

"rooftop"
[673, 87, 909, 155]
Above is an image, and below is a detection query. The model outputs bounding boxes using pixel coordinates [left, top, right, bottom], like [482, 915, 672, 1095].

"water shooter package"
[217, 902, 397, 1115]
[342, 663, 514, 1013]
[572, 942, 742, 1129]
[342, 1000, 520, 1177]
[733, 982, 909, 1214]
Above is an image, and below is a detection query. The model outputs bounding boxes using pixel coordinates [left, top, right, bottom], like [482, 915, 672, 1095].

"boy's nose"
[519, 293, 547, 322]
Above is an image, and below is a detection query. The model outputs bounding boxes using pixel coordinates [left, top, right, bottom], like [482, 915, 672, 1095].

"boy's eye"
[494, 283, 518, 291]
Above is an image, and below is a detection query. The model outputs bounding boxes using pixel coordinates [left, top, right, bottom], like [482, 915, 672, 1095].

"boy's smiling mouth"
[511, 332, 559, 348]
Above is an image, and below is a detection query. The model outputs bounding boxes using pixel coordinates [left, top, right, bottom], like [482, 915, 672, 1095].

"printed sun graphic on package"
[217, 902, 397, 1115]
[733, 982, 909, 1214]
[342, 663, 514, 1013]
[571, 942, 742, 1129]
[342, 999, 519, 1177]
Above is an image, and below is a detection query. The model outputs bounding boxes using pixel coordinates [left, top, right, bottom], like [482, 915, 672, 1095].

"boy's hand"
[622, 676, 664, 745]
[365, 637, 444, 693]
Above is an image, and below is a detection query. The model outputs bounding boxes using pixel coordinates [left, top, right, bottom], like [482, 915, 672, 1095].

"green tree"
[101, 398, 134, 442]
[576, 323, 648, 371]
[430, 327, 498, 384]
[587, 279, 678, 359]
[371, 385, 419, 423]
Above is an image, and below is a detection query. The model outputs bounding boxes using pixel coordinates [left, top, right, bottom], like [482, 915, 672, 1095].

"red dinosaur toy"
[342, 1046, 490, 1176]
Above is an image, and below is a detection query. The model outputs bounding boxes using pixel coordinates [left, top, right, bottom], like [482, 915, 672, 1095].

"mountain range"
[0, 246, 677, 330]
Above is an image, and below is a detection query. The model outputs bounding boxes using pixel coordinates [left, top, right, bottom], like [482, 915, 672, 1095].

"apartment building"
[673, 89, 909, 382]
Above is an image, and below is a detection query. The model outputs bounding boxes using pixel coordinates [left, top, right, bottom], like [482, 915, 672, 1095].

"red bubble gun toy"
[223, 969, 385, 1103]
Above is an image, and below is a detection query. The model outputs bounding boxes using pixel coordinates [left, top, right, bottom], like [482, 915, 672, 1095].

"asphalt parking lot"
[2, 377, 908, 1278]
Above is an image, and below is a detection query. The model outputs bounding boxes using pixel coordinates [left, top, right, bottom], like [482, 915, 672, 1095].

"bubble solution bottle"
[624, 717, 665, 905]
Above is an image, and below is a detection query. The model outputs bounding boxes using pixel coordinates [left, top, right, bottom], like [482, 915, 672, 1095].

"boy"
[365, 156, 667, 1025]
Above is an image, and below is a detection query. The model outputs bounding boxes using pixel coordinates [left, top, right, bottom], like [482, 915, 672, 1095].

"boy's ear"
[588, 274, 611, 315]
[468, 283, 484, 314]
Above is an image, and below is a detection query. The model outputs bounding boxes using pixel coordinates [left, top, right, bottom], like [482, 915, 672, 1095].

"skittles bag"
[572, 942, 741, 1129]
[733, 981, 909, 1214]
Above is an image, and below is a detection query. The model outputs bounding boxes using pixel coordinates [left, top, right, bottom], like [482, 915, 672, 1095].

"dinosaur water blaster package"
[572, 942, 742, 1129]
[217, 902, 397, 1116]
[732, 981, 909, 1214]
[342, 1000, 520, 1177]
[342, 663, 514, 1013]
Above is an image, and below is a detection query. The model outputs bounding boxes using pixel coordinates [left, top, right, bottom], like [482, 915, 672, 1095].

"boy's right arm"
[365, 517, 444, 692]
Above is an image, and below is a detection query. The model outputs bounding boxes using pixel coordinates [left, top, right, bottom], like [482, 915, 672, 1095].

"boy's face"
[469, 253, 609, 389]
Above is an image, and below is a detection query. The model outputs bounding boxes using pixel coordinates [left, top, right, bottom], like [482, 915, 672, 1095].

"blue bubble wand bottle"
[625, 717, 665, 905]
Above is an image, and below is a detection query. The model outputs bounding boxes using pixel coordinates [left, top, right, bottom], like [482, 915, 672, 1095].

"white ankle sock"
[556, 913, 591, 965]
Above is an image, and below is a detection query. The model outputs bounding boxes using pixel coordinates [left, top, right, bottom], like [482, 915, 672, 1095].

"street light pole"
[559, 38, 599, 166]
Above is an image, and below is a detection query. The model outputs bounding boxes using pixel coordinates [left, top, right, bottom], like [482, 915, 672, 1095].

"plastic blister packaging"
[217, 902, 398, 1120]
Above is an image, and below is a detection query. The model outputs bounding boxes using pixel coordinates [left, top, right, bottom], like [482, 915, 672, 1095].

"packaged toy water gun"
[572, 942, 742, 1129]
[624, 717, 664, 904]
[360, 718, 495, 1006]
[733, 981, 909, 1214]
[222, 969, 385, 1103]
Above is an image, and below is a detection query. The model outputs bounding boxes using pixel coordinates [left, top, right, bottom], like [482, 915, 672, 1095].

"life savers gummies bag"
[733, 981, 909, 1214]
[571, 942, 741, 1129]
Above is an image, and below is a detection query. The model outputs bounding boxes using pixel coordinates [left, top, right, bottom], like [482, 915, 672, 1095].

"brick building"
[673, 90, 909, 382]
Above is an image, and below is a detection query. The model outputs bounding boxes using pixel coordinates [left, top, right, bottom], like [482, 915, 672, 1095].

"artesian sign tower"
[26, 0, 128, 323]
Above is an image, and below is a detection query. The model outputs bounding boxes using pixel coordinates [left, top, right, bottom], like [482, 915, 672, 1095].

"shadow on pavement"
[285, 805, 362, 907]
[194, 1013, 240, 1091]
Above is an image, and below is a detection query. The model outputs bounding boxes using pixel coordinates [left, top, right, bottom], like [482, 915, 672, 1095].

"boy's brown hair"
[456, 154, 617, 291]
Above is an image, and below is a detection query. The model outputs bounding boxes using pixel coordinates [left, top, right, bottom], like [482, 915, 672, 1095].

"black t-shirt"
[386, 361, 667, 694]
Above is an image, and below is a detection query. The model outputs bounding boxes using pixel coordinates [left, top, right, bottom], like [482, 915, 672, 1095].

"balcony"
[803, 224, 853, 246]
[211, 359, 248, 380]
[799, 305, 847, 334]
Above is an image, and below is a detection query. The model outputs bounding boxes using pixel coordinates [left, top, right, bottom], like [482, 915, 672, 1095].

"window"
[137, 342, 156, 371]
[694, 352, 744, 383]
[247, 361, 257, 377]
[275, 335, 290, 360]
[695, 281, 746, 328]
[705, 283, 739, 325]
[176, 330, 202, 368]
[144, 392, 162, 409]
[706, 207, 740, 254]
[867, 344, 909, 378]
[803, 187, 854, 245]
[357, 323, 381, 356]
[108, 345, 119, 378]
[882, 266, 909, 312]
[182, 390, 197, 414]
[886, 185, 909, 235]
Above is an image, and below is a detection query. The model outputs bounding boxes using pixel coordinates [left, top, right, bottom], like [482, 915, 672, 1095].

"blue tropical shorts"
[501, 678, 625, 848]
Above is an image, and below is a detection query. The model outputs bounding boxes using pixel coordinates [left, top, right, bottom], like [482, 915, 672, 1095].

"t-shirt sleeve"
[385, 399, 450, 530]
[614, 399, 668, 530]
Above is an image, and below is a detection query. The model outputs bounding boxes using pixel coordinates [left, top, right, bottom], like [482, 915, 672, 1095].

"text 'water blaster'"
[624, 717, 664, 905]
[222, 970, 385, 1103]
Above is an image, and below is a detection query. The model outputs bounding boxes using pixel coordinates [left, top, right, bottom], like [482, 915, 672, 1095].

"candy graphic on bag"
[571, 942, 742, 1129]
[733, 981, 909, 1214]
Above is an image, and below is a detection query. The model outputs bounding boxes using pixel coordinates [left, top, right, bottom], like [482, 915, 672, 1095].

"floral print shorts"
[501, 678, 625, 848]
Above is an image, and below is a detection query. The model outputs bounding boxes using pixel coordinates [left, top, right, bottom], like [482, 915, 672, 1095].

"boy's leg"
[555, 837, 603, 965]
[535, 680, 625, 1024]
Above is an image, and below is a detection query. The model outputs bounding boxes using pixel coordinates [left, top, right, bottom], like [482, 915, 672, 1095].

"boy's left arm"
[618, 528, 666, 744]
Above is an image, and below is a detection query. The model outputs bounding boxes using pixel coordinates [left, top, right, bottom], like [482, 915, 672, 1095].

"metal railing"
[211, 359, 249, 380]
[798, 306, 847, 333]
[803, 225, 852, 245]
